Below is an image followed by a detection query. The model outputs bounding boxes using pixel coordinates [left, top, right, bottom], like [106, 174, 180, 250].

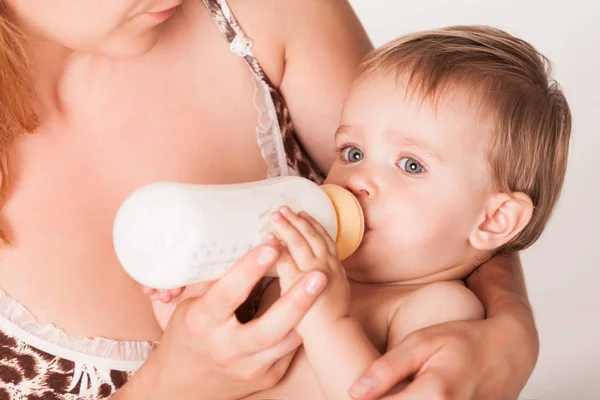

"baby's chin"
[340, 250, 370, 281]
[341, 246, 396, 284]
[342, 263, 400, 284]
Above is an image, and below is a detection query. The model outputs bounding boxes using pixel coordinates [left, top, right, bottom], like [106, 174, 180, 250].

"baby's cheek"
[382, 205, 456, 259]
[383, 202, 439, 243]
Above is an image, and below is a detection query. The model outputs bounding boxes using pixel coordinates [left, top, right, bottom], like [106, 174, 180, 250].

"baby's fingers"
[143, 286, 184, 303]
[298, 211, 338, 257]
[278, 207, 329, 260]
[142, 286, 155, 295]
[270, 209, 315, 266]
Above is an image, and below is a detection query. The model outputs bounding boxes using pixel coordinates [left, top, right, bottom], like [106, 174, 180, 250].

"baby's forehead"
[359, 70, 489, 110]
[345, 72, 494, 140]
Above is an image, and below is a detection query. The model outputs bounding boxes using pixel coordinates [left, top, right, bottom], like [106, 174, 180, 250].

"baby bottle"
[113, 176, 364, 289]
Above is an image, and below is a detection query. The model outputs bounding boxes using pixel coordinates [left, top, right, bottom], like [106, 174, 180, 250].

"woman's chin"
[92, 29, 163, 59]
[111, 37, 161, 59]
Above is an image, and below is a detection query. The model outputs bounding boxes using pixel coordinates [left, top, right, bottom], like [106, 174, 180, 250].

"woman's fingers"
[349, 332, 439, 399]
[257, 347, 299, 388]
[250, 329, 302, 368]
[381, 369, 463, 400]
[181, 281, 214, 299]
[190, 244, 280, 325]
[236, 271, 327, 354]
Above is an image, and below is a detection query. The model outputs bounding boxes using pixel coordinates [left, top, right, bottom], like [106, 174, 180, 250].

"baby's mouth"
[362, 215, 373, 234]
[360, 223, 373, 244]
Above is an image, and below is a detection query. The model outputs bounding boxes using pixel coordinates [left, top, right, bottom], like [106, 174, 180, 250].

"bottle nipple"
[320, 184, 365, 260]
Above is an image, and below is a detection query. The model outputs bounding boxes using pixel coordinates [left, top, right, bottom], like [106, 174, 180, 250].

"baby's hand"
[142, 286, 184, 303]
[269, 206, 351, 336]
[141, 286, 185, 330]
[142, 283, 214, 330]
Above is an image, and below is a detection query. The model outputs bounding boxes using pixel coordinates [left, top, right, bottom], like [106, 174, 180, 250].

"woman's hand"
[120, 243, 328, 400]
[349, 315, 536, 400]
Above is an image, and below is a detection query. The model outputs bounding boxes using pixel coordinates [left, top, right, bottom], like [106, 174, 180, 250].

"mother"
[0, 0, 538, 399]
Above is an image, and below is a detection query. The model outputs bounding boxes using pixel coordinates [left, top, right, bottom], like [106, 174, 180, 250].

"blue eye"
[342, 146, 364, 162]
[398, 157, 425, 174]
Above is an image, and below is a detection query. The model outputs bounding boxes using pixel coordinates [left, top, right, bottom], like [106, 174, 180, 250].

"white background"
[347, 1, 600, 399]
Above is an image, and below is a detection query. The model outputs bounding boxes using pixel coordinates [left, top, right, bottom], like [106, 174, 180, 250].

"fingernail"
[160, 292, 171, 303]
[271, 211, 282, 221]
[305, 274, 325, 295]
[349, 377, 374, 398]
[258, 247, 277, 266]
[298, 211, 308, 218]
[280, 206, 291, 215]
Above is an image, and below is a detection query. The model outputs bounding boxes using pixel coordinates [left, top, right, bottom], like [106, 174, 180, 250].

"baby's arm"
[300, 281, 484, 399]
[266, 207, 382, 399]
[300, 308, 382, 399]
[266, 208, 483, 399]
[386, 281, 484, 351]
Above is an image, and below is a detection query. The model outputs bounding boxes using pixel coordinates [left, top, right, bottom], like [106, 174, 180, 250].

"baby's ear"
[469, 192, 533, 251]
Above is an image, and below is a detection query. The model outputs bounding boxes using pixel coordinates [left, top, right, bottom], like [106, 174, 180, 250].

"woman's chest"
[9, 4, 288, 224]
[9, 47, 273, 230]
[0, 39, 280, 340]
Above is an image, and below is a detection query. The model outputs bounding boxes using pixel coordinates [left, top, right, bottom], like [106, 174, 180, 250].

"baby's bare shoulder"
[384, 281, 485, 349]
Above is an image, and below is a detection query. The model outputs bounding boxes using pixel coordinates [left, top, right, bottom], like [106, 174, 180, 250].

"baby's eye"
[397, 157, 425, 174]
[341, 146, 364, 163]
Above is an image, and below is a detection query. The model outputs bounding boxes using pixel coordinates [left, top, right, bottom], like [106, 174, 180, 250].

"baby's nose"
[344, 170, 377, 199]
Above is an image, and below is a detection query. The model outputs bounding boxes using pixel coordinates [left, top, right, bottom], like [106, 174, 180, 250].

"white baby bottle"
[113, 176, 364, 289]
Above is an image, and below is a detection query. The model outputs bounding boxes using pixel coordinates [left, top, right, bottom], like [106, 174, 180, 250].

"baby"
[240, 25, 571, 400]
[146, 25, 571, 399]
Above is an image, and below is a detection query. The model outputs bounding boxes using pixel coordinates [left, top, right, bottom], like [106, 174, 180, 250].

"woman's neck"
[24, 35, 74, 119]
[7, 1, 75, 121]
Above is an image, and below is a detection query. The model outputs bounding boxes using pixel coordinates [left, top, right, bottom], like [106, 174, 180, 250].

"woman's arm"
[277, 0, 373, 172]
[466, 251, 539, 369]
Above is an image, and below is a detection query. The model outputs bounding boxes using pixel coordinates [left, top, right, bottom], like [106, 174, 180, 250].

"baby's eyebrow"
[334, 125, 352, 137]
[401, 136, 444, 162]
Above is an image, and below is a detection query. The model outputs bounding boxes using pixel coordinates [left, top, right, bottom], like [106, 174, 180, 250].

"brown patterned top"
[0, 330, 131, 400]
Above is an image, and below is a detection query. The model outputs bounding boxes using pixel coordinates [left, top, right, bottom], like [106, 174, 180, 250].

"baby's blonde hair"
[0, 4, 38, 242]
[360, 25, 571, 251]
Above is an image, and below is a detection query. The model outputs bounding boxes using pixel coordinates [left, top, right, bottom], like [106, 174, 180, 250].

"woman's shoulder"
[163, 0, 372, 171]
[169, 0, 369, 83]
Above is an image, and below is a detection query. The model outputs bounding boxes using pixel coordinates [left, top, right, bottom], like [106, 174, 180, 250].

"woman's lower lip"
[146, 6, 178, 20]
